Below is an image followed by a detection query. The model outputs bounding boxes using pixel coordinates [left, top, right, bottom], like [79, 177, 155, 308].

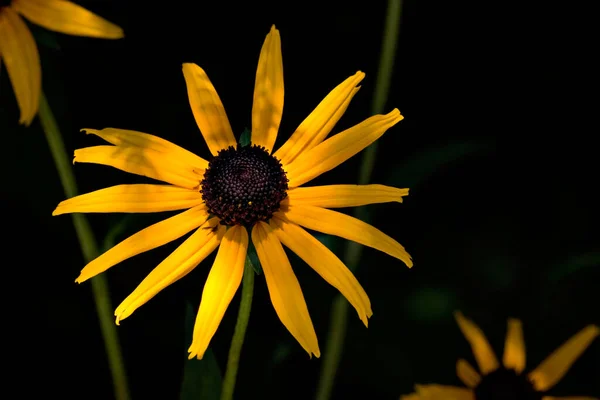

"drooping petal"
[0, 8, 40, 125]
[251, 221, 320, 357]
[12, 0, 123, 38]
[188, 225, 248, 359]
[456, 359, 482, 388]
[276, 205, 412, 267]
[251, 25, 283, 153]
[114, 218, 224, 324]
[542, 397, 599, 400]
[284, 109, 403, 187]
[274, 71, 365, 165]
[270, 216, 372, 326]
[182, 63, 236, 156]
[53, 184, 204, 215]
[529, 325, 599, 391]
[76, 205, 209, 283]
[73, 146, 202, 189]
[413, 384, 475, 400]
[503, 318, 526, 373]
[285, 184, 409, 208]
[82, 128, 208, 172]
[454, 311, 499, 375]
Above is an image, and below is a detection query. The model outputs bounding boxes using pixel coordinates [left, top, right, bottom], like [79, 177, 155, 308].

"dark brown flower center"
[200, 144, 288, 226]
[0, 0, 11, 8]
[475, 367, 543, 400]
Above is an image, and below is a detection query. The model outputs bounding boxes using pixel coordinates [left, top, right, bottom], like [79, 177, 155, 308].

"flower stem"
[39, 92, 131, 400]
[220, 257, 255, 400]
[315, 1, 404, 399]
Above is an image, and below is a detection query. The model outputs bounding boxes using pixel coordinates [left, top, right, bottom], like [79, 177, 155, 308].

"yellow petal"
[76, 205, 209, 283]
[12, 0, 123, 38]
[454, 311, 499, 375]
[284, 109, 403, 187]
[251, 221, 320, 357]
[74, 145, 202, 189]
[276, 205, 412, 267]
[251, 25, 284, 152]
[543, 397, 599, 400]
[503, 318, 526, 373]
[182, 63, 236, 156]
[274, 71, 365, 165]
[529, 325, 599, 391]
[53, 184, 204, 215]
[82, 128, 208, 172]
[270, 216, 372, 326]
[456, 359, 481, 388]
[0, 8, 40, 125]
[414, 384, 475, 400]
[114, 218, 224, 324]
[188, 225, 248, 359]
[285, 184, 409, 208]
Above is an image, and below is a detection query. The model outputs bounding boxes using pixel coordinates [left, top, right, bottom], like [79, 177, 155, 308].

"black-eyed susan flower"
[401, 312, 599, 400]
[0, 0, 123, 125]
[53, 25, 412, 359]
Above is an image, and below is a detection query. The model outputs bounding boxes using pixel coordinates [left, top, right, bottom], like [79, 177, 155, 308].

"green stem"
[315, 2, 403, 399]
[39, 92, 131, 400]
[220, 258, 255, 400]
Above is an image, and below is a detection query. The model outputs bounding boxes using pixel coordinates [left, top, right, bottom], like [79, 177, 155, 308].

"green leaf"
[247, 239, 262, 275]
[548, 252, 600, 284]
[28, 24, 61, 50]
[313, 233, 339, 254]
[384, 140, 494, 188]
[403, 287, 457, 322]
[239, 128, 251, 147]
[179, 303, 222, 400]
[101, 214, 141, 252]
[266, 341, 293, 374]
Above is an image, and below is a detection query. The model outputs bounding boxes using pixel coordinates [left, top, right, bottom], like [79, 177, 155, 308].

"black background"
[1, 0, 598, 399]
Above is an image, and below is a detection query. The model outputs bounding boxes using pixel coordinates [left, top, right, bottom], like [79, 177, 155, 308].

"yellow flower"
[401, 312, 599, 400]
[53, 25, 412, 359]
[0, 0, 123, 125]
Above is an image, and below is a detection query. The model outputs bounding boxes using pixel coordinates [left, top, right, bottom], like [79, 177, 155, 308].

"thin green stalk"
[220, 258, 255, 400]
[39, 92, 131, 400]
[315, 1, 404, 399]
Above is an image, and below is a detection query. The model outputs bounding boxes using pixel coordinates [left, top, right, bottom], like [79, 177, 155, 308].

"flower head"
[0, 0, 123, 125]
[54, 25, 412, 359]
[401, 312, 599, 400]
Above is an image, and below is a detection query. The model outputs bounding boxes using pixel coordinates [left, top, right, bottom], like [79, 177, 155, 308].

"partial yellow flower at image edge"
[0, 0, 123, 125]
[400, 312, 599, 400]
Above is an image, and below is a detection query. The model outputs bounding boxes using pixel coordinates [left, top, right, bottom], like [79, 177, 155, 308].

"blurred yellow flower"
[54, 25, 412, 359]
[0, 0, 123, 125]
[401, 312, 599, 400]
